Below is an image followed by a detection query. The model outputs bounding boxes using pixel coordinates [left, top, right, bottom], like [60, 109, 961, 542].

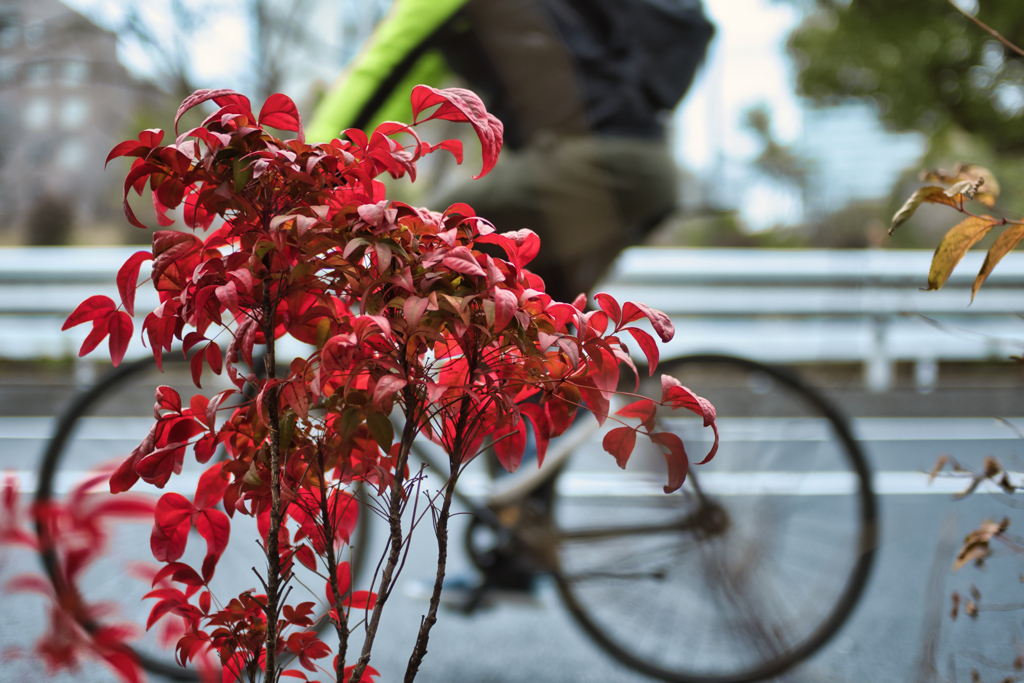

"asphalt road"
[2, 365, 1024, 683]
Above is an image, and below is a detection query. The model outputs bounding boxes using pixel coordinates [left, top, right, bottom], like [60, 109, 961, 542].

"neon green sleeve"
[305, 0, 467, 142]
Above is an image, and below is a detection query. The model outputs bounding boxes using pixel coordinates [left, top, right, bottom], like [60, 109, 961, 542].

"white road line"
[4, 470, 1013, 498]
[2, 416, 1024, 443]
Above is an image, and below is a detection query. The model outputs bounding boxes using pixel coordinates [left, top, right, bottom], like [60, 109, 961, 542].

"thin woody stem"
[347, 395, 419, 683]
[404, 338, 481, 682]
[261, 258, 283, 683]
[946, 0, 1024, 59]
[317, 449, 350, 679]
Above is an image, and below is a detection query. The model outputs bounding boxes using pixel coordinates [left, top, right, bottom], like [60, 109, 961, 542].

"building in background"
[0, 0, 165, 245]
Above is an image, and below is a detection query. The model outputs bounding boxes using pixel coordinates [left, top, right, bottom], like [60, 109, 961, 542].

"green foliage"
[789, 1, 1024, 152]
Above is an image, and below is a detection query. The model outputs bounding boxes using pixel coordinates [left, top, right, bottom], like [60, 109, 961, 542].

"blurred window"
[56, 140, 86, 170]
[23, 21, 43, 49]
[59, 97, 88, 129]
[24, 61, 50, 86]
[23, 97, 50, 129]
[60, 60, 88, 85]
[0, 56, 16, 82]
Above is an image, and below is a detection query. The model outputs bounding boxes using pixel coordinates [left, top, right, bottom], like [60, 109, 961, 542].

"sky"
[674, 0, 926, 229]
[62, 0, 927, 231]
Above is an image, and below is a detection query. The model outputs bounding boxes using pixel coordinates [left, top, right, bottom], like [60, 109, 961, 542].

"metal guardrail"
[1, 246, 1022, 391]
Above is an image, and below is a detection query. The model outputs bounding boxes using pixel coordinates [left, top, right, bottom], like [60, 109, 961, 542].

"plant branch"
[946, 0, 1024, 59]
[347, 392, 419, 683]
[261, 260, 283, 683]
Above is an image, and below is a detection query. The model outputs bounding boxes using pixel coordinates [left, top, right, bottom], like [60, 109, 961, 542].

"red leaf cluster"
[47, 86, 719, 680]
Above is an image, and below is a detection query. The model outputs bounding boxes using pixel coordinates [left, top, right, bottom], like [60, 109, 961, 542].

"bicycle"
[36, 350, 877, 683]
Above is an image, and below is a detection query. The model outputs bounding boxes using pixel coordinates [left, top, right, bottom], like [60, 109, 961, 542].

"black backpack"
[542, 0, 715, 132]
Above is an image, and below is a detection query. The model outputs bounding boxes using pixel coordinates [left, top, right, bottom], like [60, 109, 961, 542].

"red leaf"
[183, 190, 215, 230]
[116, 251, 153, 318]
[205, 342, 223, 375]
[175, 88, 250, 134]
[151, 493, 195, 562]
[660, 376, 716, 426]
[410, 85, 503, 178]
[594, 293, 621, 327]
[441, 246, 486, 278]
[258, 93, 304, 141]
[63, 295, 116, 330]
[476, 229, 541, 271]
[346, 591, 377, 610]
[155, 385, 182, 415]
[325, 562, 352, 604]
[650, 431, 689, 493]
[99, 649, 144, 683]
[625, 327, 660, 375]
[493, 419, 527, 473]
[492, 287, 518, 332]
[621, 302, 675, 343]
[519, 403, 551, 466]
[121, 162, 164, 229]
[193, 462, 229, 511]
[294, 545, 317, 572]
[191, 348, 205, 388]
[373, 374, 407, 410]
[152, 562, 205, 587]
[403, 295, 429, 327]
[602, 426, 637, 469]
[108, 310, 133, 367]
[616, 399, 656, 429]
[105, 139, 146, 167]
[281, 381, 309, 420]
[195, 509, 230, 562]
[79, 316, 113, 357]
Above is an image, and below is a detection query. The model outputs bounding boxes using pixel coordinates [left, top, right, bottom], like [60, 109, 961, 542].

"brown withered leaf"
[984, 455, 1003, 478]
[954, 518, 1008, 571]
[970, 584, 981, 600]
[922, 162, 1001, 207]
[1014, 654, 1023, 670]
[927, 216, 997, 291]
[965, 599, 978, 618]
[951, 591, 960, 620]
[971, 668, 981, 683]
[929, 455, 950, 483]
[973, 223, 1024, 301]
[890, 186, 962, 234]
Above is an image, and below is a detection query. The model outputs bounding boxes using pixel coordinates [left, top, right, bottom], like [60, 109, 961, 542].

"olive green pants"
[433, 134, 677, 303]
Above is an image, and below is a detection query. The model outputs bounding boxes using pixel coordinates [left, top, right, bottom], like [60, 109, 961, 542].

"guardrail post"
[914, 357, 938, 394]
[865, 315, 893, 393]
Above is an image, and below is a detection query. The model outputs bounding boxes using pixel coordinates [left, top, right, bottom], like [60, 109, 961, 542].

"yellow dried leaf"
[890, 186, 961, 234]
[927, 216, 997, 291]
[972, 223, 1024, 300]
[922, 162, 1001, 206]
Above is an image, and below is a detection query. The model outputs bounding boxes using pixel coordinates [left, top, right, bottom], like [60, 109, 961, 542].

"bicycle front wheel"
[36, 354, 372, 680]
[550, 354, 877, 683]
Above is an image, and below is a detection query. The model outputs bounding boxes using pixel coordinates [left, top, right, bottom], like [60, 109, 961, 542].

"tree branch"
[947, 0, 1024, 59]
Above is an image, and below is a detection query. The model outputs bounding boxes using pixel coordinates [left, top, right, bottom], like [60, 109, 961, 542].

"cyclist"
[306, 0, 714, 304]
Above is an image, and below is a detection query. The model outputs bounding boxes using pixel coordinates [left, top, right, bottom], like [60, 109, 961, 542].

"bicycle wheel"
[36, 353, 371, 680]
[550, 354, 877, 683]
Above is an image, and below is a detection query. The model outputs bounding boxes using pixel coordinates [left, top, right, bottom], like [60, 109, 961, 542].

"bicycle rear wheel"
[36, 354, 371, 680]
[550, 354, 877, 683]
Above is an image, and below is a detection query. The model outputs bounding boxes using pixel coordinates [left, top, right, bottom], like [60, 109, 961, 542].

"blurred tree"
[744, 104, 810, 190]
[76, 0, 352, 105]
[787, 1, 1024, 153]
